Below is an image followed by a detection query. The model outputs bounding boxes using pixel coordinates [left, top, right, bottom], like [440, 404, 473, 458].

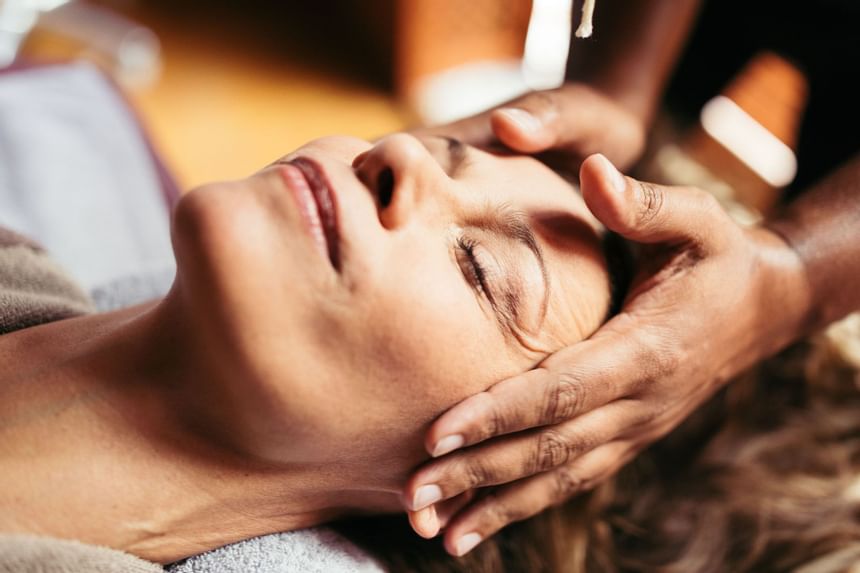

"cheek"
[269, 247, 514, 461]
[343, 245, 521, 419]
[230, 234, 529, 459]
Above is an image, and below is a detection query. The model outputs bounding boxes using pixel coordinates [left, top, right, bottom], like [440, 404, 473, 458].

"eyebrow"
[478, 206, 551, 337]
[433, 137, 550, 337]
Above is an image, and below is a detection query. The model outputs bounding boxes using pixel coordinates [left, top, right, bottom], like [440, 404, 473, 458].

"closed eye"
[455, 235, 495, 305]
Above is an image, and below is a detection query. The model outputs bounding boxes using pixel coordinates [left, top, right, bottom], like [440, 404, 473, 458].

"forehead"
[456, 146, 596, 225]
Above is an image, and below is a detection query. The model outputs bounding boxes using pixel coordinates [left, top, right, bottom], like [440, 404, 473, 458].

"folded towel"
[0, 227, 93, 334]
[166, 529, 383, 573]
[0, 534, 163, 573]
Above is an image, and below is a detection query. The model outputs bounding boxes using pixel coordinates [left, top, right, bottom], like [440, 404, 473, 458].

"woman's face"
[172, 134, 610, 479]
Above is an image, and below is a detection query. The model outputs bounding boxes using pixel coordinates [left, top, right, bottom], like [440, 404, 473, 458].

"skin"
[407, 0, 860, 558]
[0, 134, 613, 563]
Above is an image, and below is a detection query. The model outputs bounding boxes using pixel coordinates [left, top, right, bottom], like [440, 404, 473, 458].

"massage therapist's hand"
[403, 155, 814, 556]
[413, 83, 647, 172]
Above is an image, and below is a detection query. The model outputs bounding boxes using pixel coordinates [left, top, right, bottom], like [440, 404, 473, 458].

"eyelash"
[456, 236, 492, 301]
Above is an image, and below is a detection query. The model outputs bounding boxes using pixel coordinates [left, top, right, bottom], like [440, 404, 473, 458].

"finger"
[410, 114, 497, 149]
[441, 440, 638, 557]
[490, 106, 555, 153]
[579, 153, 726, 246]
[489, 86, 625, 154]
[412, 90, 568, 153]
[437, 489, 476, 530]
[407, 504, 439, 539]
[488, 85, 644, 158]
[414, 86, 629, 160]
[424, 335, 640, 459]
[408, 401, 635, 510]
[490, 87, 601, 154]
[407, 490, 476, 538]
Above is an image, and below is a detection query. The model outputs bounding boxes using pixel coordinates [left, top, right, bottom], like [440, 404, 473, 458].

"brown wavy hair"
[334, 322, 860, 572]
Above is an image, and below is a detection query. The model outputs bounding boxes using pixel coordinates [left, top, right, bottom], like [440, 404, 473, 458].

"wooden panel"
[21, 0, 409, 190]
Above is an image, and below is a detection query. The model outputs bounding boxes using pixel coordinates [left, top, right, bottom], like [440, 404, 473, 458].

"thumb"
[489, 88, 586, 153]
[579, 154, 721, 244]
[490, 107, 557, 153]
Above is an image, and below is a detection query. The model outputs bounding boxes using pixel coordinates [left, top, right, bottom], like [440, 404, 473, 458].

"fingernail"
[413, 484, 443, 510]
[454, 532, 482, 556]
[432, 434, 464, 457]
[496, 108, 542, 135]
[415, 505, 440, 537]
[597, 153, 626, 193]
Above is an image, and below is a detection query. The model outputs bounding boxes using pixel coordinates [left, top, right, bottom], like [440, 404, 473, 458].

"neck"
[0, 290, 397, 563]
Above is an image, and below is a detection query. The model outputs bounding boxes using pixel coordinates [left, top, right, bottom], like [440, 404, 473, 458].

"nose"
[353, 133, 447, 230]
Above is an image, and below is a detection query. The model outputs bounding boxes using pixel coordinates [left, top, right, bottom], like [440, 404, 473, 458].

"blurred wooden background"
[22, 0, 409, 190]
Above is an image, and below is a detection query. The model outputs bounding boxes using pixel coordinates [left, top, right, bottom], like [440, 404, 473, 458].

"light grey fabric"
[90, 266, 175, 312]
[0, 534, 163, 573]
[0, 62, 175, 293]
[167, 529, 383, 573]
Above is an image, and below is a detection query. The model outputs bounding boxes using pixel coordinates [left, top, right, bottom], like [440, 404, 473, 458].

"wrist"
[746, 225, 815, 356]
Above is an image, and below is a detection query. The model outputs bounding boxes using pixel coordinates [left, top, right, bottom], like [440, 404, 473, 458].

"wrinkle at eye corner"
[508, 322, 554, 357]
[447, 226, 552, 356]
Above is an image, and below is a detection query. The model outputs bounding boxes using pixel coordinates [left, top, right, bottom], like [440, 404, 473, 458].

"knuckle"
[470, 392, 503, 441]
[627, 335, 681, 395]
[533, 430, 571, 473]
[461, 458, 492, 489]
[650, 337, 681, 375]
[544, 372, 586, 422]
[551, 469, 584, 505]
[656, 342, 683, 381]
[633, 180, 665, 227]
[485, 405, 505, 440]
[616, 400, 663, 439]
[631, 400, 662, 429]
[482, 493, 531, 528]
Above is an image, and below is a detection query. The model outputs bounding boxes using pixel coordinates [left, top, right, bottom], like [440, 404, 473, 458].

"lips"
[280, 157, 341, 270]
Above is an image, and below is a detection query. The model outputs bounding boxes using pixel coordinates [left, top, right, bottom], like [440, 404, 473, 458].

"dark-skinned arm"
[566, 0, 701, 126]
[416, 0, 702, 170]
[769, 153, 860, 331]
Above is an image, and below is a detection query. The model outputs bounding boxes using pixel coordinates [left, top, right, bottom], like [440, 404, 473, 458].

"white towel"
[166, 529, 384, 573]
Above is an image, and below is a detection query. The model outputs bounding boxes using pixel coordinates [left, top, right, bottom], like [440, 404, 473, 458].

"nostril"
[377, 167, 394, 208]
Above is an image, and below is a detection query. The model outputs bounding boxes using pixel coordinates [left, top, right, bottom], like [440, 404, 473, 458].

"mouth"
[278, 157, 341, 270]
